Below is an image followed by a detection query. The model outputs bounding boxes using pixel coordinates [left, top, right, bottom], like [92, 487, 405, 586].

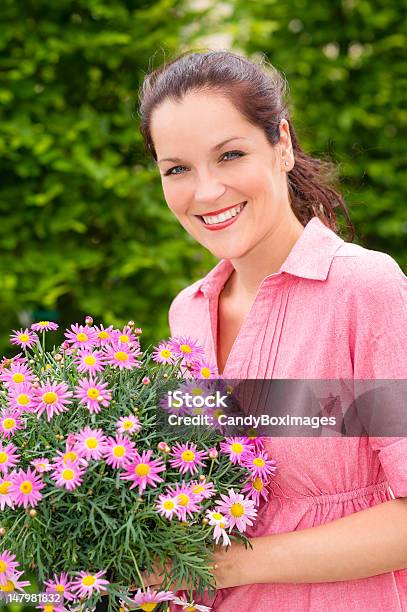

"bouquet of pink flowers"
[0, 318, 276, 612]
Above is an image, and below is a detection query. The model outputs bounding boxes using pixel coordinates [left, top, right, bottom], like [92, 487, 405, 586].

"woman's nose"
[194, 172, 226, 203]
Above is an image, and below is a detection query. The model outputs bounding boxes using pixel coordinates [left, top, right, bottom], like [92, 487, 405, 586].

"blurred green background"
[0, 0, 405, 362]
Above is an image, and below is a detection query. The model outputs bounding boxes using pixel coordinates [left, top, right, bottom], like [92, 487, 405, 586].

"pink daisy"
[52, 443, 88, 469]
[242, 476, 270, 505]
[71, 570, 109, 600]
[0, 362, 35, 388]
[220, 437, 252, 465]
[31, 321, 59, 332]
[31, 458, 52, 473]
[0, 442, 20, 474]
[93, 324, 115, 347]
[241, 450, 277, 480]
[74, 377, 111, 414]
[215, 489, 257, 533]
[111, 325, 140, 349]
[74, 349, 106, 375]
[64, 324, 97, 350]
[7, 383, 36, 413]
[247, 435, 266, 452]
[9, 467, 45, 508]
[51, 461, 85, 491]
[33, 381, 73, 421]
[103, 343, 142, 370]
[119, 449, 165, 494]
[0, 551, 19, 586]
[0, 475, 15, 510]
[73, 427, 108, 461]
[44, 571, 76, 602]
[10, 328, 38, 350]
[155, 492, 180, 520]
[165, 482, 201, 521]
[168, 336, 205, 365]
[152, 342, 175, 364]
[103, 435, 136, 469]
[0, 410, 25, 438]
[169, 442, 208, 475]
[116, 414, 141, 435]
[131, 587, 174, 609]
[189, 478, 216, 501]
[1, 569, 30, 593]
[205, 509, 231, 546]
[190, 360, 218, 379]
[172, 596, 211, 612]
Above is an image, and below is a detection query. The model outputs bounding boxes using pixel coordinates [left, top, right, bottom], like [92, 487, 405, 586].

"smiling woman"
[137, 50, 407, 612]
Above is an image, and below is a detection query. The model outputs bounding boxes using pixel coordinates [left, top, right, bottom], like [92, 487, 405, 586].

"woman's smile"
[196, 201, 247, 231]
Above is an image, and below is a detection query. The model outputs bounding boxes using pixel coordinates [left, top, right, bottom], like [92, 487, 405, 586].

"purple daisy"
[8, 383, 36, 413]
[31, 458, 52, 473]
[242, 476, 270, 505]
[0, 475, 15, 510]
[155, 491, 180, 520]
[0, 362, 35, 388]
[119, 449, 165, 494]
[131, 587, 174, 609]
[71, 570, 109, 600]
[0, 410, 25, 438]
[9, 467, 45, 508]
[51, 461, 85, 491]
[152, 342, 175, 364]
[103, 342, 142, 370]
[64, 324, 97, 350]
[215, 488, 257, 533]
[189, 477, 216, 501]
[10, 328, 38, 350]
[74, 349, 106, 375]
[111, 325, 140, 349]
[116, 414, 141, 435]
[168, 336, 205, 365]
[33, 380, 73, 421]
[44, 571, 76, 602]
[169, 442, 208, 475]
[0, 442, 20, 474]
[165, 482, 201, 521]
[73, 427, 108, 461]
[31, 321, 59, 332]
[2, 569, 30, 594]
[190, 360, 218, 379]
[241, 450, 277, 480]
[74, 376, 111, 414]
[93, 324, 115, 347]
[0, 550, 19, 586]
[103, 435, 137, 469]
[220, 437, 252, 465]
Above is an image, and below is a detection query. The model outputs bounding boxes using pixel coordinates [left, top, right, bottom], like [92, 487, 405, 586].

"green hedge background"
[0, 0, 405, 360]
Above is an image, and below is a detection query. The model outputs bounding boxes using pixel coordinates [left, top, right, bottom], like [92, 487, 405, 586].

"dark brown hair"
[138, 49, 354, 238]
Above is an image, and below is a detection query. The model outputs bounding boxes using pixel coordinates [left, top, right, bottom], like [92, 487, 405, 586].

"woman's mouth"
[196, 202, 247, 231]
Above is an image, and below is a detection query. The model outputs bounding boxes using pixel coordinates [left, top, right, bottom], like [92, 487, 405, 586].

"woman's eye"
[163, 150, 245, 176]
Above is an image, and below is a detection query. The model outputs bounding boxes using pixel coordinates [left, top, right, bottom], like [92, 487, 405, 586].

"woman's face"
[150, 90, 293, 260]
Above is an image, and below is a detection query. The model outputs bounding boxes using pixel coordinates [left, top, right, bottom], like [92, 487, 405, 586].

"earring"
[284, 161, 289, 166]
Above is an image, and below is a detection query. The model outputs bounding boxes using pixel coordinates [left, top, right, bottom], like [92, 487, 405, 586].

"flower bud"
[202, 518, 209, 525]
[0, 527, 6, 536]
[135, 328, 142, 335]
[199, 474, 206, 481]
[29, 509, 37, 518]
[142, 377, 150, 385]
[54, 354, 63, 362]
[127, 320, 135, 328]
[157, 442, 170, 453]
[208, 448, 218, 460]
[61, 341, 70, 350]
[85, 316, 93, 326]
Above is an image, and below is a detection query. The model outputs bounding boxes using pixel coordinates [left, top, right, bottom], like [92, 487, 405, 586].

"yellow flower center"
[43, 605, 54, 612]
[213, 409, 224, 418]
[76, 333, 88, 342]
[119, 334, 129, 343]
[181, 450, 195, 462]
[0, 481, 11, 494]
[191, 485, 204, 494]
[18, 334, 30, 343]
[231, 443, 243, 454]
[20, 480, 33, 494]
[0, 579, 15, 592]
[160, 349, 171, 358]
[180, 344, 192, 354]
[87, 387, 99, 399]
[98, 331, 109, 339]
[38, 463, 46, 470]
[135, 463, 150, 477]
[43, 391, 58, 404]
[81, 575, 96, 586]
[85, 437, 98, 449]
[63, 451, 77, 463]
[192, 407, 203, 415]
[84, 355, 96, 366]
[212, 512, 223, 521]
[17, 393, 30, 405]
[185, 606, 197, 612]
[0, 452, 8, 464]
[177, 493, 190, 506]
[3, 418, 16, 430]
[123, 420, 133, 429]
[253, 477, 264, 491]
[62, 468, 75, 481]
[140, 604, 158, 612]
[114, 351, 128, 362]
[113, 445, 125, 458]
[163, 500, 175, 510]
[200, 367, 211, 378]
[39, 321, 50, 326]
[12, 373, 25, 383]
[191, 387, 204, 396]
[0, 561, 7, 572]
[230, 502, 244, 518]
[253, 457, 265, 468]
[55, 585, 65, 593]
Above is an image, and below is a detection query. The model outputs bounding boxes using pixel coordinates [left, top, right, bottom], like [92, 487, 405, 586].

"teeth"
[202, 203, 245, 225]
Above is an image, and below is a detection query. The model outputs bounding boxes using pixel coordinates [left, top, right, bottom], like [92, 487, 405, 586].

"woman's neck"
[226, 214, 305, 299]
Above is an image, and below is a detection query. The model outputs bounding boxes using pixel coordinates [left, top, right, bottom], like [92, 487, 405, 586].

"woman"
[138, 50, 407, 611]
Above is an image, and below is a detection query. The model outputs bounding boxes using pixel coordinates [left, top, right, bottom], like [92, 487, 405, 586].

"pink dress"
[168, 217, 407, 611]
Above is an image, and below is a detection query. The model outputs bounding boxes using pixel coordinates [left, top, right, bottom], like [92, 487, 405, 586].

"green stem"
[129, 548, 145, 589]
